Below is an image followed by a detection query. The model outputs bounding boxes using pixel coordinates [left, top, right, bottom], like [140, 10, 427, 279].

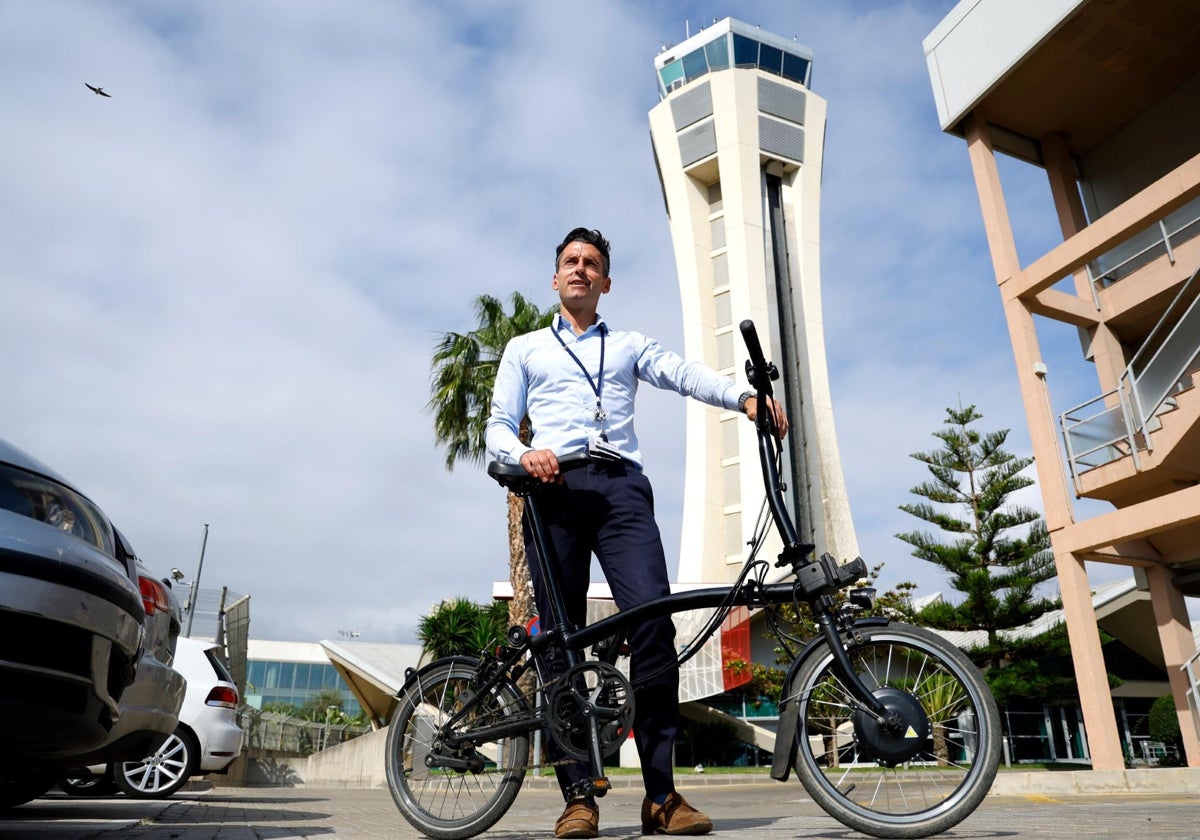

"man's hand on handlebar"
[520, 448, 562, 483]
[744, 395, 789, 438]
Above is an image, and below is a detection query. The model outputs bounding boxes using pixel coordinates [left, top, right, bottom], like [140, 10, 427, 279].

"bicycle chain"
[495, 666, 628, 770]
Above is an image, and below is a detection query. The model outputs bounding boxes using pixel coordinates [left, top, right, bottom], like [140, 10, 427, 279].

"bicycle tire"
[790, 623, 1000, 839]
[385, 658, 530, 840]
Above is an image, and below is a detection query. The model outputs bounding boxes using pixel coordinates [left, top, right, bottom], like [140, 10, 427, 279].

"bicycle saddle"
[487, 452, 592, 492]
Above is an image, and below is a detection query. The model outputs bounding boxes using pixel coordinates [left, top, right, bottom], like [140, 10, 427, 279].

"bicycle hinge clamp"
[744, 358, 779, 392]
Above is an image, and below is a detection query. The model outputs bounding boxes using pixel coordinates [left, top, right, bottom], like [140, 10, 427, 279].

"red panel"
[720, 606, 752, 691]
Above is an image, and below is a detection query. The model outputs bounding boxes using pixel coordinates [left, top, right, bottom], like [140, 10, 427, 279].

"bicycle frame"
[474, 320, 892, 793]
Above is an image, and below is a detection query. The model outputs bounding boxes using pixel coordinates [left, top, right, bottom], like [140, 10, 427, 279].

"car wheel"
[114, 726, 195, 799]
[0, 770, 60, 810]
[60, 767, 118, 797]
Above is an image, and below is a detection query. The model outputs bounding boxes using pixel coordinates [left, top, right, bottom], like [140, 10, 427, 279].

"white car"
[62, 636, 244, 798]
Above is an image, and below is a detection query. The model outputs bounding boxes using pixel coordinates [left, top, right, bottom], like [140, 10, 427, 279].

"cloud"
[0, 0, 1156, 644]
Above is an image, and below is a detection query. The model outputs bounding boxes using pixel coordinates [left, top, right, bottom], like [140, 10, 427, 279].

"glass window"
[295, 663, 311, 690]
[206, 649, 234, 683]
[759, 44, 783, 76]
[783, 54, 809, 85]
[659, 59, 684, 93]
[704, 36, 729, 71]
[247, 661, 265, 691]
[279, 661, 295, 688]
[710, 217, 726, 250]
[732, 35, 758, 67]
[712, 252, 729, 288]
[264, 662, 279, 689]
[322, 665, 338, 689]
[682, 47, 708, 82]
[707, 182, 722, 212]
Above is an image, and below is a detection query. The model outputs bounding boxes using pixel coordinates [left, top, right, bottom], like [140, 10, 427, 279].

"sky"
[0, 0, 1153, 645]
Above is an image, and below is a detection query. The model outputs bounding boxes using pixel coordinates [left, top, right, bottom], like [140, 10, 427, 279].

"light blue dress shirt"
[486, 313, 742, 468]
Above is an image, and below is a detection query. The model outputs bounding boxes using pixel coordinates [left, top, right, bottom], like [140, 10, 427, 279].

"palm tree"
[428, 292, 556, 635]
[417, 598, 509, 660]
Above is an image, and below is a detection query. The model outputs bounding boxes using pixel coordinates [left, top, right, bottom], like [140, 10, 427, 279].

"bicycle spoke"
[386, 660, 529, 839]
[792, 625, 1000, 837]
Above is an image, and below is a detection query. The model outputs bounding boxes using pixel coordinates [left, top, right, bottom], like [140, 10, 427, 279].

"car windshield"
[0, 462, 114, 555]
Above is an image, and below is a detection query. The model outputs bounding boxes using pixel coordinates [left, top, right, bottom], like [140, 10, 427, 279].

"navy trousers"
[523, 459, 680, 801]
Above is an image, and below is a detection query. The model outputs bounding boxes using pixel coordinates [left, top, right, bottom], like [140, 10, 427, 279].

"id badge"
[587, 432, 622, 461]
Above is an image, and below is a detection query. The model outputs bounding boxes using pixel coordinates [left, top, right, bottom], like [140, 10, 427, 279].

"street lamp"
[184, 524, 209, 637]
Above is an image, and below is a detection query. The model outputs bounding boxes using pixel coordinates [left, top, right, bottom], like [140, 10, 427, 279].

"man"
[486, 228, 787, 839]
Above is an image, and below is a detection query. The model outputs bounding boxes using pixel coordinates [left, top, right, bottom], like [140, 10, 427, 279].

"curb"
[517, 773, 772, 792]
[988, 767, 1200, 797]
[518, 768, 1200, 797]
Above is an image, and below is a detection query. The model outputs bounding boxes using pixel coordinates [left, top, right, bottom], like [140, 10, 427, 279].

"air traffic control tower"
[649, 19, 858, 584]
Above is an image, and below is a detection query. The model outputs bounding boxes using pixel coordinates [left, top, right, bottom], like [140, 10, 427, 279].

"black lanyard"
[552, 321, 607, 423]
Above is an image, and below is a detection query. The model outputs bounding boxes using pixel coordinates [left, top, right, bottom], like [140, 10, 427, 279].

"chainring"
[546, 662, 635, 761]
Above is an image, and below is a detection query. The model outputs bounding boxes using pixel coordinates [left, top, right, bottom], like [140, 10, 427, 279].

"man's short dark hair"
[556, 227, 611, 277]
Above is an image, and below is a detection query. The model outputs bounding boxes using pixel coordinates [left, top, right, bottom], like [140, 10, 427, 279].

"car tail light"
[139, 575, 170, 616]
[205, 686, 239, 709]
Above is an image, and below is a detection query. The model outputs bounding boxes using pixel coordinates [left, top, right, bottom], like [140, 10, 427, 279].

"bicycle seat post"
[521, 485, 583, 669]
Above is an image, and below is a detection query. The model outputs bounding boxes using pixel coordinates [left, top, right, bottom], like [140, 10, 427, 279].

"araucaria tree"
[897, 405, 1064, 703]
[428, 292, 556, 633]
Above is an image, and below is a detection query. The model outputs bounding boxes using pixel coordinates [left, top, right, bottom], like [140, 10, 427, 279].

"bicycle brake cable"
[629, 556, 771, 690]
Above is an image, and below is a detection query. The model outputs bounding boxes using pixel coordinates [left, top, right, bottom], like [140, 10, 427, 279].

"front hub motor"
[852, 687, 931, 765]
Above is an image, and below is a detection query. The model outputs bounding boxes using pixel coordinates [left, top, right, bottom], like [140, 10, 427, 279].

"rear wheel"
[60, 767, 118, 797]
[114, 726, 195, 799]
[791, 624, 1001, 839]
[385, 658, 530, 840]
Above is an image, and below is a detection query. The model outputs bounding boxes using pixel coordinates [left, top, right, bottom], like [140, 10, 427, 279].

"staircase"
[1061, 267, 1200, 506]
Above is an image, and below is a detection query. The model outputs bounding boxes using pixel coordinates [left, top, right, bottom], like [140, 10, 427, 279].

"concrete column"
[1041, 133, 1127, 395]
[963, 111, 1125, 771]
[1144, 564, 1200, 766]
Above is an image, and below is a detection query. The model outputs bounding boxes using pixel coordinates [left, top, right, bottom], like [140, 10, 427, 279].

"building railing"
[1088, 193, 1200, 293]
[1186, 648, 1200, 745]
[1060, 263, 1200, 493]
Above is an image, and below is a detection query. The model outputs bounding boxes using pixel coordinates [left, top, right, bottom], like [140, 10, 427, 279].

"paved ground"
[3, 777, 1199, 839]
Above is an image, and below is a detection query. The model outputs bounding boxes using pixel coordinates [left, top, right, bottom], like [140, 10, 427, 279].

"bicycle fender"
[394, 656, 481, 698]
[769, 617, 889, 782]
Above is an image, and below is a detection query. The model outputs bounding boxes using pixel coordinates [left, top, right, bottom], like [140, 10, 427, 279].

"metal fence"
[238, 708, 370, 756]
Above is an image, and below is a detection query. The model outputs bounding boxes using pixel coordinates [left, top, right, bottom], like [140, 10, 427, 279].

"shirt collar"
[553, 313, 608, 335]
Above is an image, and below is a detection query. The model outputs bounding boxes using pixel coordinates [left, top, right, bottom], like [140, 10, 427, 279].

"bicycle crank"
[547, 662, 634, 761]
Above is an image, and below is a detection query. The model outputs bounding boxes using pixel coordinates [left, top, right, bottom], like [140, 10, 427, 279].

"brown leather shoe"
[556, 798, 599, 839]
[641, 792, 713, 835]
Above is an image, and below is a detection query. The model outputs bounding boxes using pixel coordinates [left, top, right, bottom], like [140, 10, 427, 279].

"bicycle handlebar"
[739, 320, 813, 566]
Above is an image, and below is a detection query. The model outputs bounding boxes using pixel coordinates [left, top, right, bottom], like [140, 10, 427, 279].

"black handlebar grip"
[740, 319, 766, 368]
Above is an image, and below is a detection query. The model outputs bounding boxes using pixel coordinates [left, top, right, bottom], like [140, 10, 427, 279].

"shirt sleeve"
[633, 334, 742, 410]
[485, 337, 532, 465]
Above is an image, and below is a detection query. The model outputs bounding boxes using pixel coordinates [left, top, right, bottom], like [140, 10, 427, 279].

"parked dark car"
[0, 438, 147, 807]
[59, 544, 188, 797]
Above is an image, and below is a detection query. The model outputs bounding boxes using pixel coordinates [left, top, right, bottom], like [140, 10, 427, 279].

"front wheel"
[114, 727, 195, 799]
[791, 624, 1001, 839]
[385, 658, 530, 840]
